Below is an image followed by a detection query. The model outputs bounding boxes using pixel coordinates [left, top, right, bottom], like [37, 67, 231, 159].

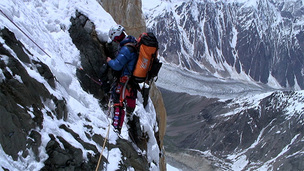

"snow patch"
[267, 73, 282, 89]
[0, 69, 5, 83]
[0, 144, 44, 171]
[105, 148, 122, 171]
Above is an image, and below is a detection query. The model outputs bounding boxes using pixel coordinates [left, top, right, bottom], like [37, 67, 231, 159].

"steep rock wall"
[100, 0, 146, 37]
[150, 82, 167, 171]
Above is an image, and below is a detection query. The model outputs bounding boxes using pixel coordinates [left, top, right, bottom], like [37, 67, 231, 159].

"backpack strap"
[121, 43, 138, 77]
[125, 43, 137, 53]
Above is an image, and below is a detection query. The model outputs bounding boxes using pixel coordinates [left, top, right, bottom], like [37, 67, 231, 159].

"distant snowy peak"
[143, 0, 304, 90]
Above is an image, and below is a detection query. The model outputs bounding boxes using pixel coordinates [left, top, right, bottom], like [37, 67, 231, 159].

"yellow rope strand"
[95, 123, 111, 171]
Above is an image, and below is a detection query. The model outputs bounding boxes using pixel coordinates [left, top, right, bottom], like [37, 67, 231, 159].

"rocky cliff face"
[0, 28, 62, 162]
[0, 0, 165, 170]
[100, 0, 146, 37]
[145, 0, 304, 89]
[0, 19, 150, 171]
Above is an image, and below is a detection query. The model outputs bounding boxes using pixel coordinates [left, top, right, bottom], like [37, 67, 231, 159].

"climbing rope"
[64, 62, 104, 86]
[79, 67, 103, 86]
[0, 9, 52, 58]
[95, 123, 111, 171]
[95, 96, 114, 171]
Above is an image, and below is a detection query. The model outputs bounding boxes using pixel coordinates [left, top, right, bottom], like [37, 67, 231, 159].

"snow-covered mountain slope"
[0, 1, 161, 170]
[143, 0, 304, 90]
[162, 88, 304, 170]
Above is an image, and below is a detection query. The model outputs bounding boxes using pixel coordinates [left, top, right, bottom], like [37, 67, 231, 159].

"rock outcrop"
[100, 0, 146, 37]
[150, 83, 167, 171]
[0, 28, 61, 162]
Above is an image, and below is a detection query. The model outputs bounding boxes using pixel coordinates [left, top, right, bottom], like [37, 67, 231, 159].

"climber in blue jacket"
[106, 24, 138, 133]
[107, 36, 138, 76]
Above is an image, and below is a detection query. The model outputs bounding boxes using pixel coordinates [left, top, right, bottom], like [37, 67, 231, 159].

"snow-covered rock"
[0, 0, 163, 170]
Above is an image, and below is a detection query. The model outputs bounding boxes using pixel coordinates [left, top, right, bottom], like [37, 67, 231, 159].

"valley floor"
[166, 151, 220, 171]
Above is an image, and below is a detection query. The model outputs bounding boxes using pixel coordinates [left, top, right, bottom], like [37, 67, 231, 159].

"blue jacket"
[108, 36, 138, 76]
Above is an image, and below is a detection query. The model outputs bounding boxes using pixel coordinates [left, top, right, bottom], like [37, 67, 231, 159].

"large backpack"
[132, 32, 162, 83]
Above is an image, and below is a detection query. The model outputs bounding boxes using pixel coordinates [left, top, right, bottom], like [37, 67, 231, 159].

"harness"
[113, 43, 137, 106]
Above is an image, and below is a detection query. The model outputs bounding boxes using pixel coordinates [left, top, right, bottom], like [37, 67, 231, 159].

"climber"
[106, 24, 138, 134]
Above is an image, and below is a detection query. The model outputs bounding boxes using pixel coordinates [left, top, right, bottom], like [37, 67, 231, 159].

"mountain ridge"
[143, 0, 304, 90]
[161, 87, 304, 170]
